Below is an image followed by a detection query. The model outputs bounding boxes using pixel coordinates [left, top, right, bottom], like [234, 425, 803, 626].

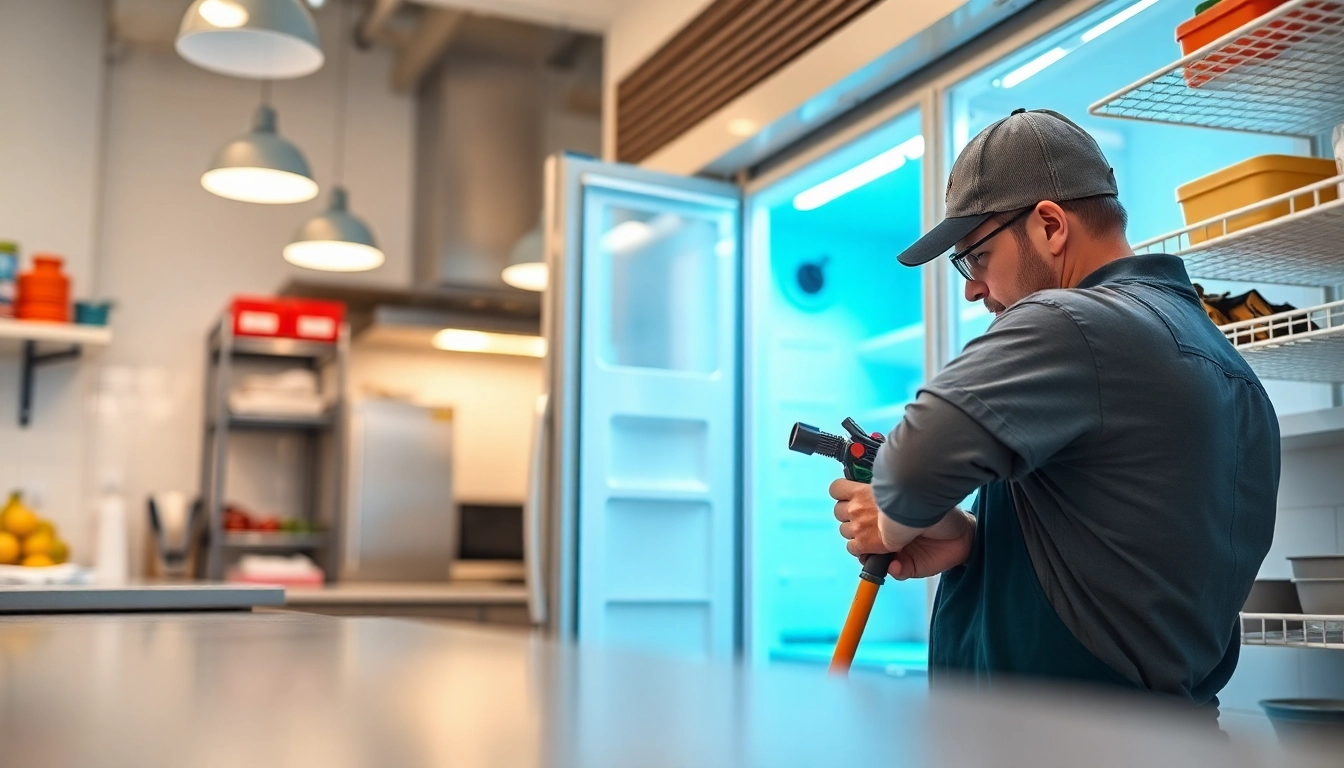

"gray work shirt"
[871, 253, 1280, 696]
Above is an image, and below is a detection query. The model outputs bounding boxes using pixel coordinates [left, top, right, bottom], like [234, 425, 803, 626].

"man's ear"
[1035, 201, 1068, 257]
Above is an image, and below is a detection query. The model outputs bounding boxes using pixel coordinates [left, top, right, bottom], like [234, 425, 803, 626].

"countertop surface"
[284, 580, 528, 605]
[0, 611, 1311, 768]
[0, 581, 284, 613]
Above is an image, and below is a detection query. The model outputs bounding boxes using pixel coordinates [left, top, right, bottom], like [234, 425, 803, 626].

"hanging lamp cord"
[333, 0, 351, 185]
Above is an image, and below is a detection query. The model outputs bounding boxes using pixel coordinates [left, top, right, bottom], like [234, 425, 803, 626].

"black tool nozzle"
[788, 422, 846, 461]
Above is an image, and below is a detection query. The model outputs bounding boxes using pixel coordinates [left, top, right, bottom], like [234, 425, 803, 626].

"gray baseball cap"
[897, 108, 1118, 267]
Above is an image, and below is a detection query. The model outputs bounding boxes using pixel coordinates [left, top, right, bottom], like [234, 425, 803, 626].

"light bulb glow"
[792, 135, 925, 211]
[502, 262, 548, 292]
[199, 0, 249, 28]
[432, 329, 547, 357]
[1081, 0, 1161, 43]
[727, 118, 758, 137]
[283, 240, 385, 272]
[201, 167, 318, 204]
[601, 220, 653, 253]
[1000, 47, 1070, 89]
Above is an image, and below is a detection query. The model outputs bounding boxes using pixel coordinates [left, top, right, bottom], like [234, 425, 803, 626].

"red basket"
[230, 297, 286, 338]
[1178, 0, 1344, 88]
[289, 299, 344, 342]
[229, 297, 345, 342]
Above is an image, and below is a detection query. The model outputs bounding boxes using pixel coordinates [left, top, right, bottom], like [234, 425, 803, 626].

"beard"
[985, 239, 1057, 315]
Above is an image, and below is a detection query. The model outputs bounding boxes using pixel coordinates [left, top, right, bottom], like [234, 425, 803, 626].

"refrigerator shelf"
[1242, 612, 1344, 648]
[1132, 175, 1344, 286]
[1089, 0, 1344, 136]
[855, 323, 924, 369]
[1221, 299, 1344, 382]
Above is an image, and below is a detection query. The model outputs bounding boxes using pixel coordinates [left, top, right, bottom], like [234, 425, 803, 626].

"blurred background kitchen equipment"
[447, 503, 524, 582]
[74, 300, 114, 326]
[16, 254, 70, 322]
[147, 491, 202, 580]
[343, 399, 456, 581]
[0, 241, 18, 318]
[1260, 698, 1344, 754]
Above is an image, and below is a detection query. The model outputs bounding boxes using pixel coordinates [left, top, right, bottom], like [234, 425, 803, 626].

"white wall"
[0, 0, 107, 557]
[348, 346, 543, 504]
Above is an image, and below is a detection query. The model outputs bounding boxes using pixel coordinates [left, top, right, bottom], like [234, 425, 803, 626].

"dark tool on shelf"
[788, 418, 890, 675]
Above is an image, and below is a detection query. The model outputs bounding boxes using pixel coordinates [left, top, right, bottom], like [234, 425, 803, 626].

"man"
[830, 109, 1278, 705]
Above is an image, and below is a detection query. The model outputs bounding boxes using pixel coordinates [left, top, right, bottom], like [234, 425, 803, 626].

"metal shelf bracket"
[20, 340, 83, 427]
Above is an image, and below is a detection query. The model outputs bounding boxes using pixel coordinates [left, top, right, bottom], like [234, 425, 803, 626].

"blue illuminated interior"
[749, 108, 929, 673]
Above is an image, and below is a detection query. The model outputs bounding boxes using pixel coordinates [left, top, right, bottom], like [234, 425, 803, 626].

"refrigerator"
[535, 110, 932, 669]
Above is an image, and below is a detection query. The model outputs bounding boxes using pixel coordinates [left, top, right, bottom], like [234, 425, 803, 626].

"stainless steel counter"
[282, 581, 530, 625]
[284, 580, 528, 605]
[0, 611, 1312, 767]
[0, 582, 283, 613]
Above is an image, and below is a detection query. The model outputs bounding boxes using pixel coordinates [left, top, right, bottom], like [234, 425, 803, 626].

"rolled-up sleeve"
[871, 392, 1017, 527]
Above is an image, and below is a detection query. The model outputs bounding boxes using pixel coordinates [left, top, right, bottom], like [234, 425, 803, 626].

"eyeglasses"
[949, 208, 1032, 281]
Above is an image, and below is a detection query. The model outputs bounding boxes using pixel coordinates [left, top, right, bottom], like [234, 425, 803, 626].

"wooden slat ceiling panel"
[616, 0, 883, 164]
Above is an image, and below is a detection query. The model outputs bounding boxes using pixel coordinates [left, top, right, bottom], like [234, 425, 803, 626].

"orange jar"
[16, 255, 70, 322]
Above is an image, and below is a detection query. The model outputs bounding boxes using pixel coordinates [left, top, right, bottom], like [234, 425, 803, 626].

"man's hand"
[830, 479, 975, 580]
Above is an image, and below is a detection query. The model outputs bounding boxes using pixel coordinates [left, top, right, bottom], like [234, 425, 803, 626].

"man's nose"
[964, 279, 988, 303]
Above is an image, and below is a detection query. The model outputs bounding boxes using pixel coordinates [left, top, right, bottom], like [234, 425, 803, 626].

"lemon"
[22, 530, 52, 557]
[1, 493, 39, 537]
[33, 520, 55, 538]
[49, 539, 68, 565]
[0, 531, 18, 564]
[21, 553, 54, 568]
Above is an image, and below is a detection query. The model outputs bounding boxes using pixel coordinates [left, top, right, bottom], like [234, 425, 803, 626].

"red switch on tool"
[849, 443, 865, 459]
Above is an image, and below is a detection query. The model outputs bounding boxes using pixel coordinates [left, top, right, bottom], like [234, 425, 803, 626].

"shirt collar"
[1076, 254, 1197, 298]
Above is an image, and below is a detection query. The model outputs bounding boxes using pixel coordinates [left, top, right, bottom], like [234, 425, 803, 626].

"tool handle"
[861, 552, 894, 584]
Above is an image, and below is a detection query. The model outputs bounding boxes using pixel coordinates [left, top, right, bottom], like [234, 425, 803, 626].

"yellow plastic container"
[1176, 155, 1338, 243]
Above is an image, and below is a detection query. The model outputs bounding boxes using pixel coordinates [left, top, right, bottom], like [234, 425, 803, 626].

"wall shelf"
[1132, 177, 1344, 287]
[1089, 0, 1344, 136]
[1242, 612, 1344, 649]
[221, 531, 327, 550]
[1221, 299, 1344, 382]
[213, 334, 336, 360]
[1280, 405, 1344, 449]
[856, 323, 925, 369]
[224, 409, 334, 431]
[0, 319, 113, 428]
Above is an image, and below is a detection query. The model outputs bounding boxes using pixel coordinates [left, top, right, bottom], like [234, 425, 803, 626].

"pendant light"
[177, 0, 324, 80]
[202, 85, 318, 204]
[284, 0, 384, 272]
[502, 226, 547, 291]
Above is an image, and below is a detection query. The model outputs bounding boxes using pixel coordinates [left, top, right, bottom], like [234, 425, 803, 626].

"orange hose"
[829, 578, 881, 675]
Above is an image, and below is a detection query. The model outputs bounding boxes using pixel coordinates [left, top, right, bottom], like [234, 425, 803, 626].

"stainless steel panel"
[344, 400, 456, 581]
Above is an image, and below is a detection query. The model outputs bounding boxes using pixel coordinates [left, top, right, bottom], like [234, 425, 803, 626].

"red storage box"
[289, 299, 345, 342]
[229, 297, 346, 342]
[1177, 0, 1344, 88]
[231, 297, 285, 338]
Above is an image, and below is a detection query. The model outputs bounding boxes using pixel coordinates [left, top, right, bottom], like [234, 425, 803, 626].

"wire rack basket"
[1242, 612, 1344, 648]
[1220, 299, 1344, 382]
[1090, 0, 1344, 135]
[1133, 175, 1344, 286]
